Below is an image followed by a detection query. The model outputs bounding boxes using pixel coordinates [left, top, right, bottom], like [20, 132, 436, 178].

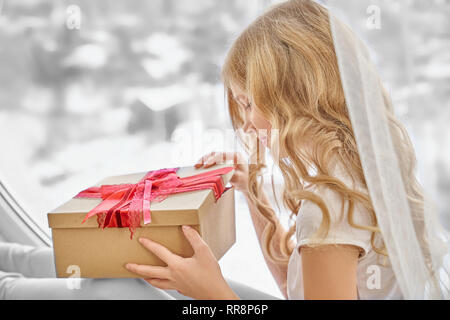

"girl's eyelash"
[245, 102, 252, 110]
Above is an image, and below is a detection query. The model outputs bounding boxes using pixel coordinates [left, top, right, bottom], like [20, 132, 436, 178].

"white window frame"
[0, 179, 51, 247]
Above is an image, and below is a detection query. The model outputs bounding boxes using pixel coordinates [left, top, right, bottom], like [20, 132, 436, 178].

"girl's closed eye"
[235, 96, 251, 111]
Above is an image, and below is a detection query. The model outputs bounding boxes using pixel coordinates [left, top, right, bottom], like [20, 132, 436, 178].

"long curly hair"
[220, 0, 431, 274]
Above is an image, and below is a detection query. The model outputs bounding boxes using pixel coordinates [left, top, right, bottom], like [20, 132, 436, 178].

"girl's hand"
[125, 225, 239, 300]
[194, 151, 249, 195]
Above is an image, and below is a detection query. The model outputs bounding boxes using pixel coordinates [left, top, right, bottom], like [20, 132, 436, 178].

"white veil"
[319, 0, 450, 299]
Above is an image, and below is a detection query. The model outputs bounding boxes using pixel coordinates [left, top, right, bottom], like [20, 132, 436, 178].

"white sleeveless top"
[286, 162, 403, 299]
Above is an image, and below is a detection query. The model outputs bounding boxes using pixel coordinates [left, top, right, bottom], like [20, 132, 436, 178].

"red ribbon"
[74, 166, 234, 238]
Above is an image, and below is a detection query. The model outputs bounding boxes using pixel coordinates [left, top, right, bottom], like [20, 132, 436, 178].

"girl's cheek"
[252, 114, 270, 132]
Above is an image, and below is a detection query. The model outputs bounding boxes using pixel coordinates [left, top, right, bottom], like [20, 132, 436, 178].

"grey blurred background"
[0, 0, 448, 299]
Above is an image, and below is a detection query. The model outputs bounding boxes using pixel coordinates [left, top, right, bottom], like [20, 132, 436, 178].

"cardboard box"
[47, 163, 236, 278]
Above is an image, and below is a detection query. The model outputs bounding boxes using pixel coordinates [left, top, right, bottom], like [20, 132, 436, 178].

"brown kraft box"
[47, 163, 236, 278]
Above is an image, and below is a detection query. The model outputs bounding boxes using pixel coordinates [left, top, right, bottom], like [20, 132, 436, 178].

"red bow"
[75, 166, 234, 238]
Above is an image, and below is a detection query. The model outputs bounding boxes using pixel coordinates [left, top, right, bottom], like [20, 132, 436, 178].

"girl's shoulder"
[296, 161, 374, 258]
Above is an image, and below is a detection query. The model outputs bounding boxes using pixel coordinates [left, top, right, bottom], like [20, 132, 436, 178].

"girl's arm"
[301, 244, 360, 299]
[243, 189, 295, 299]
[243, 190, 361, 300]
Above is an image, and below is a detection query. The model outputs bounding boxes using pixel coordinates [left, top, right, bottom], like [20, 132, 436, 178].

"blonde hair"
[221, 0, 431, 272]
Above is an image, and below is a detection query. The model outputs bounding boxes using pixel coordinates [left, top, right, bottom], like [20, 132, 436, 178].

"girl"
[127, 0, 445, 299]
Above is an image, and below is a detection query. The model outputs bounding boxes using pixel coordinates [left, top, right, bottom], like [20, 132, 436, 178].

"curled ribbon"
[74, 166, 234, 239]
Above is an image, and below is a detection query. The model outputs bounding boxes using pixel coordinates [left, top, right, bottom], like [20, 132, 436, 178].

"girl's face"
[229, 83, 272, 148]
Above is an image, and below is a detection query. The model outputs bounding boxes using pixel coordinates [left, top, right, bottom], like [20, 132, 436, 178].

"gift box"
[47, 163, 236, 278]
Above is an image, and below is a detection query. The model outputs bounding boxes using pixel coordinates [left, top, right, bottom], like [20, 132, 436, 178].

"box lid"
[48, 163, 235, 229]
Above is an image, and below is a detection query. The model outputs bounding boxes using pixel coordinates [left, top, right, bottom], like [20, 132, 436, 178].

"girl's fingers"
[232, 152, 237, 165]
[224, 152, 244, 166]
[137, 237, 180, 267]
[194, 155, 207, 168]
[222, 152, 236, 165]
[182, 225, 208, 254]
[194, 152, 215, 168]
[203, 157, 216, 168]
[206, 152, 232, 167]
[205, 151, 220, 167]
[195, 151, 244, 168]
[125, 264, 171, 279]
